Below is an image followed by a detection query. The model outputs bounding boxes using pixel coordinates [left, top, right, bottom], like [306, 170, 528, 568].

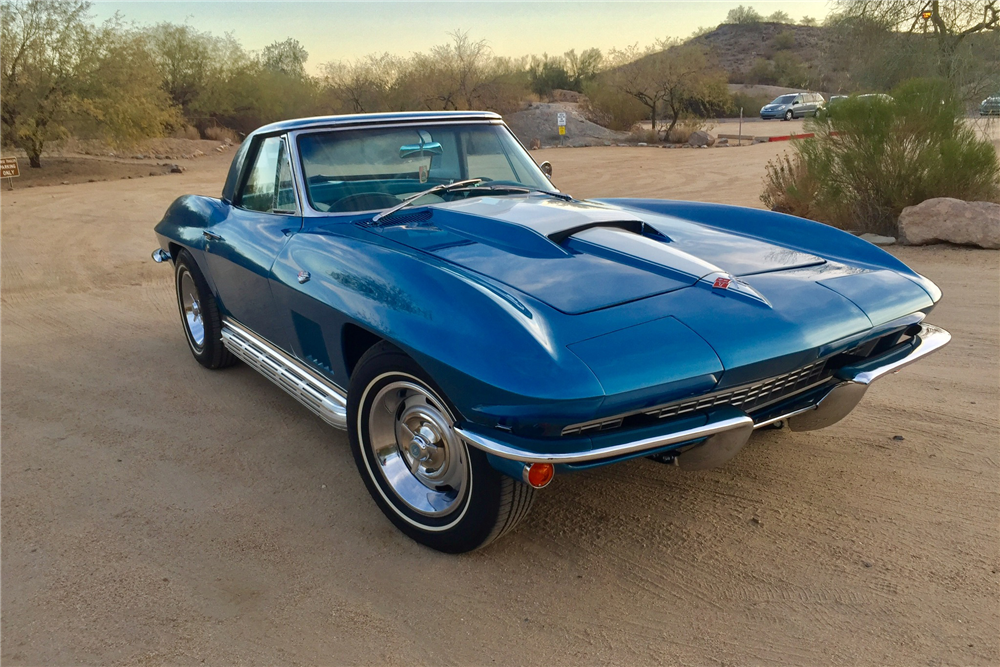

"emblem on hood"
[705, 272, 771, 308]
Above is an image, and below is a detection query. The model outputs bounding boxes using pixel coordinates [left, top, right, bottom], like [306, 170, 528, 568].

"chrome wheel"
[366, 380, 469, 517]
[179, 269, 205, 350]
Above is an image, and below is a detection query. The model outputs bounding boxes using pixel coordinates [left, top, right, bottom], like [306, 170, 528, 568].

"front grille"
[643, 360, 827, 420]
[561, 360, 828, 436]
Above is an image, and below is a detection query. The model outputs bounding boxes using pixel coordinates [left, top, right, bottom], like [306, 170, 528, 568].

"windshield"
[297, 123, 553, 213]
[772, 95, 797, 105]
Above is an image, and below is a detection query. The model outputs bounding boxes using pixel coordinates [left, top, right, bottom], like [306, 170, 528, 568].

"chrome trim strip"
[456, 414, 754, 464]
[840, 323, 951, 385]
[752, 405, 817, 429]
[221, 318, 348, 429]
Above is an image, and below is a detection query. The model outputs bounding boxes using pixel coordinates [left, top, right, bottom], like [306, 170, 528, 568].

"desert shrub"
[581, 80, 646, 131]
[772, 30, 796, 51]
[728, 92, 772, 116]
[629, 127, 659, 144]
[204, 125, 237, 143]
[665, 119, 705, 143]
[760, 152, 821, 217]
[761, 78, 1000, 234]
[171, 124, 201, 140]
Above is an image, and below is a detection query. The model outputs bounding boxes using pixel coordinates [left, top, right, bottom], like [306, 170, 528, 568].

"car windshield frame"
[772, 95, 798, 105]
[290, 120, 555, 215]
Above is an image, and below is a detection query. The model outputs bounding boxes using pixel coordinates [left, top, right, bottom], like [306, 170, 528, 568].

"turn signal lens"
[525, 463, 554, 488]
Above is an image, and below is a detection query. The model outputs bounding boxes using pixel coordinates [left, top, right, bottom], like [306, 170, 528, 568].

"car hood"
[373, 196, 826, 314]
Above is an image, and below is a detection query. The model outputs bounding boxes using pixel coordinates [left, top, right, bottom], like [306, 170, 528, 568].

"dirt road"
[2, 145, 998, 665]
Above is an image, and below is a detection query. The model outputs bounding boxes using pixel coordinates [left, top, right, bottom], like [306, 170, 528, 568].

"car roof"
[250, 111, 503, 136]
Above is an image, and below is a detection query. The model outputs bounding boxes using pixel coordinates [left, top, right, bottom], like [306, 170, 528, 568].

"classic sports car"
[153, 111, 950, 553]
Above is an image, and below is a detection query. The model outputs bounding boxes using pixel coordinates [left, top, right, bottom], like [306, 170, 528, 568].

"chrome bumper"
[459, 323, 951, 470]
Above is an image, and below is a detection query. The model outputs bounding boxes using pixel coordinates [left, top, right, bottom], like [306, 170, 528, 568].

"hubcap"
[179, 270, 205, 349]
[367, 380, 469, 516]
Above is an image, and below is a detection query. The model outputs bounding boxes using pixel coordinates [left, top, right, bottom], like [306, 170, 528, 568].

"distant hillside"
[686, 22, 834, 85]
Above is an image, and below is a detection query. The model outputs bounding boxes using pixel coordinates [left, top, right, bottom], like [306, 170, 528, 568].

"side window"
[239, 136, 297, 214]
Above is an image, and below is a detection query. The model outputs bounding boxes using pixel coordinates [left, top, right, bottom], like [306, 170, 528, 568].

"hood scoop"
[371, 197, 825, 314]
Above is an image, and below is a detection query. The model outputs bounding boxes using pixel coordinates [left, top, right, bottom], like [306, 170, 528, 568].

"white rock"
[898, 198, 1000, 249]
[688, 130, 716, 147]
[860, 233, 896, 246]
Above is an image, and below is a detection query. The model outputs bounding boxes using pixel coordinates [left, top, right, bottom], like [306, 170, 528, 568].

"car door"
[791, 94, 804, 117]
[203, 134, 300, 346]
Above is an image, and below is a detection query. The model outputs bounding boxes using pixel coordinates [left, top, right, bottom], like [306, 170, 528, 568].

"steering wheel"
[332, 192, 401, 212]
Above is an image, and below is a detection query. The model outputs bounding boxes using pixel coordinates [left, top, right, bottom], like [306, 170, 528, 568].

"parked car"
[153, 111, 950, 553]
[981, 95, 1000, 116]
[760, 92, 826, 120]
[824, 93, 894, 117]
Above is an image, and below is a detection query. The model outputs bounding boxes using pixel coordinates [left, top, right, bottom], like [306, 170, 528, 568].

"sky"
[91, 1, 832, 73]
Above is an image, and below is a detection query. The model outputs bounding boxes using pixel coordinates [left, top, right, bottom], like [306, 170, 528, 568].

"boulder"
[688, 130, 716, 147]
[898, 198, 1000, 249]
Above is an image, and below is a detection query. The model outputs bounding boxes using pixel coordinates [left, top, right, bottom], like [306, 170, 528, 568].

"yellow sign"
[1, 157, 19, 178]
[558, 126, 566, 136]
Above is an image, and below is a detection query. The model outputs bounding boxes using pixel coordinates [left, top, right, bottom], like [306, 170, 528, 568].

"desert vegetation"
[2, 0, 998, 167]
[761, 79, 1000, 235]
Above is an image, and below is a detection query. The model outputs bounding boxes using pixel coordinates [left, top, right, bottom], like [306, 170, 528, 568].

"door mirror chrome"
[539, 161, 553, 177]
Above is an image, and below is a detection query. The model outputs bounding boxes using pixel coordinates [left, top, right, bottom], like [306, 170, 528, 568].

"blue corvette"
[153, 111, 950, 552]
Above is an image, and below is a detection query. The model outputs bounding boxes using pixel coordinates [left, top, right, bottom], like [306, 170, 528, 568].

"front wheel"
[348, 342, 534, 553]
[784, 110, 794, 121]
[173, 249, 236, 369]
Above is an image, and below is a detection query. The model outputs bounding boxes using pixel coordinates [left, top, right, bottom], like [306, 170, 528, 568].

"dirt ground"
[2, 144, 998, 666]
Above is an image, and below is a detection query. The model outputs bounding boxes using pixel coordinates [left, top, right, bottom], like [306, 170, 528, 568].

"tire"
[348, 342, 534, 553]
[784, 110, 794, 121]
[173, 249, 236, 369]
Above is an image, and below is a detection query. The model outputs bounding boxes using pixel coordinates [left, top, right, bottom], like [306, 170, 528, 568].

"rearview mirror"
[539, 161, 552, 177]
[399, 141, 443, 159]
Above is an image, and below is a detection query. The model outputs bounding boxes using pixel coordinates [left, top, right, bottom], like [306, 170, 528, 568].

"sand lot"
[2, 144, 998, 666]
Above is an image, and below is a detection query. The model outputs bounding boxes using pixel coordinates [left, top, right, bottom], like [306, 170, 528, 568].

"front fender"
[270, 226, 606, 439]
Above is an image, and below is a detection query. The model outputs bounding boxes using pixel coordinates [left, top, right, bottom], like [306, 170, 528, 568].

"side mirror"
[792, 100, 800, 106]
[539, 161, 552, 177]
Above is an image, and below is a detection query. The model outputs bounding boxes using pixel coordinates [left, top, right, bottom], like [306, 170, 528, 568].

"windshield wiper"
[451, 184, 573, 202]
[371, 178, 484, 223]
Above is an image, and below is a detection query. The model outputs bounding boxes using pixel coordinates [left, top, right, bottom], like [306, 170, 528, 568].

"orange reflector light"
[525, 463, 554, 488]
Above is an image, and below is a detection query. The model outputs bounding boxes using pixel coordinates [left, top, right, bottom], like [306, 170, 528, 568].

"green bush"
[761, 78, 1000, 235]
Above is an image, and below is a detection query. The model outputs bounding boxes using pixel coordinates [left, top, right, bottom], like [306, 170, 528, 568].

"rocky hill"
[687, 22, 834, 82]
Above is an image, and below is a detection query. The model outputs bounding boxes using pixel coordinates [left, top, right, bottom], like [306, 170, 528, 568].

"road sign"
[1, 157, 19, 178]
[557, 112, 567, 127]
[558, 126, 566, 136]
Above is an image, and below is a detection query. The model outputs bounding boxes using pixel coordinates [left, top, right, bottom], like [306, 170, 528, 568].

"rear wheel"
[348, 342, 534, 553]
[173, 249, 236, 369]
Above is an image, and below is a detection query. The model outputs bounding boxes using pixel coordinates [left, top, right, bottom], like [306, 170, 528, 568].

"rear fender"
[154, 195, 231, 294]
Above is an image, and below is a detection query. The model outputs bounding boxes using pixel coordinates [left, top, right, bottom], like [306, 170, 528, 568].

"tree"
[829, 1, 999, 101]
[146, 23, 213, 113]
[603, 42, 727, 134]
[564, 47, 603, 89]
[801, 15, 818, 25]
[835, 1, 998, 55]
[767, 10, 792, 23]
[1, 0, 175, 167]
[726, 5, 763, 24]
[1, 0, 91, 167]
[262, 37, 308, 78]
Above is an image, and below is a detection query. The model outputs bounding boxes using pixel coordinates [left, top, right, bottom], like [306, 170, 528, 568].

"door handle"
[203, 231, 224, 242]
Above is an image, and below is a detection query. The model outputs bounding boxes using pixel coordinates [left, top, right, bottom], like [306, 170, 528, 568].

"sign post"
[557, 112, 567, 146]
[1, 157, 19, 190]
